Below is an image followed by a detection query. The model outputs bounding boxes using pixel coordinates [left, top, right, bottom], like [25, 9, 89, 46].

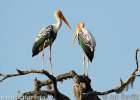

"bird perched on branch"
[32, 10, 71, 75]
[72, 22, 96, 76]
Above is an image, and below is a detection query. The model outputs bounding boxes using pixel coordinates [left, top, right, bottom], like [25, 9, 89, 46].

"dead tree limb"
[0, 48, 139, 100]
[0, 69, 58, 91]
[40, 70, 77, 87]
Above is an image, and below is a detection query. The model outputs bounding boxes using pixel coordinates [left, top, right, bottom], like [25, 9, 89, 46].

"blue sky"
[0, 0, 140, 99]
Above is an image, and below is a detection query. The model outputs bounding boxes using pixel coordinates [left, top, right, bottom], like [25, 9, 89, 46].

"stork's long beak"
[72, 28, 78, 44]
[60, 13, 71, 29]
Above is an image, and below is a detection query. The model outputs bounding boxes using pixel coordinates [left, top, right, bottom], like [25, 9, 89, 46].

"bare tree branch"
[0, 48, 139, 100]
[0, 69, 58, 91]
[40, 70, 77, 87]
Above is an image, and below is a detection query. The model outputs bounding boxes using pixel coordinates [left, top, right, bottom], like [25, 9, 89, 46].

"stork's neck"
[52, 17, 62, 33]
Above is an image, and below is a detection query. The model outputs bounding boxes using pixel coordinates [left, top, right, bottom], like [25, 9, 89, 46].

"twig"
[137, 74, 140, 77]
[34, 78, 41, 92]
[0, 73, 5, 77]
[135, 48, 140, 71]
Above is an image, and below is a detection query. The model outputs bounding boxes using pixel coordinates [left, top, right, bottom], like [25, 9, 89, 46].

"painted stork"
[72, 22, 96, 76]
[32, 10, 71, 75]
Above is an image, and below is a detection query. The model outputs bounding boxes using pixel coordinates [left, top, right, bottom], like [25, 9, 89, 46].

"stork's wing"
[35, 25, 53, 42]
[87, 29, 96, 48]
[32, 25, 53, 57]
[78, 28, 96, 62]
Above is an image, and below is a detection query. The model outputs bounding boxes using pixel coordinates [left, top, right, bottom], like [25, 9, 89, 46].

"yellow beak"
[72, 28, 78, 44]
[60, 14, 71, 29]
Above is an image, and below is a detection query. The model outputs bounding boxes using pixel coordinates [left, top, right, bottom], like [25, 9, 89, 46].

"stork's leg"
[86, 56, 89, 76]
[42, 43, 45, 70]
[83, 51, 85, 75]
[49, 45, 53, 75]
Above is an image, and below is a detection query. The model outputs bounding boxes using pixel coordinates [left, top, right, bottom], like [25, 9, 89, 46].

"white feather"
[81, 28, 96, 48]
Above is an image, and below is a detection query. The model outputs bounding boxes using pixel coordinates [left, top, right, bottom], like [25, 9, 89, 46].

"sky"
[0, 0, 140, 99]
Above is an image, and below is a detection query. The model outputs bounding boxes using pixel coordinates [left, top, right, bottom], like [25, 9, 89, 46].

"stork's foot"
[82, 73, 85, 76]
[50, 71, 53, 75]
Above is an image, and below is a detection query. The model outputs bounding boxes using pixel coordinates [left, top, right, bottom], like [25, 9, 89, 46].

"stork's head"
[72, 22, 85, 44]
[54, 10, 71, 29]
[77, 22, 84, 29]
